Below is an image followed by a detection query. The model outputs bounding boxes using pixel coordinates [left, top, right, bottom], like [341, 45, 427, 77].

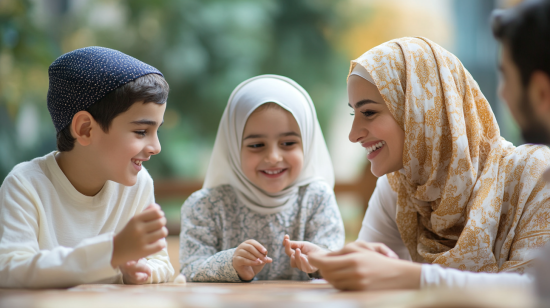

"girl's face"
[241, 105, 304, 194]
[347, 75, 405, 177]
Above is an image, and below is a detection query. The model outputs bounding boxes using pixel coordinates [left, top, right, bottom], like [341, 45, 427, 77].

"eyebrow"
[348, 99, 380, 109]
[130, 119, 164, 126]
[243, 131, 300, 140]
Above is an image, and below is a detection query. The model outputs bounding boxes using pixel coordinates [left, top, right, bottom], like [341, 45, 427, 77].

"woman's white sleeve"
[357, 175, 411, 260]
[421, 264, 533, 288]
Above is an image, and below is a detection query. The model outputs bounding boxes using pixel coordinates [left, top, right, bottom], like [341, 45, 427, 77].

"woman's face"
[347, 75, 405, 177]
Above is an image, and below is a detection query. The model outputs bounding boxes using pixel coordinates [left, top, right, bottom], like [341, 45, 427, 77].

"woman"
[283, 37, 550, 290]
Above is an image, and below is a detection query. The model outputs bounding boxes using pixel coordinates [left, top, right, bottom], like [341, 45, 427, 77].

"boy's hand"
[283, 234, 327, 274]
[120, 258, 152, 285]
[232, 239, 272, 281]
[111, 204, 168, 268]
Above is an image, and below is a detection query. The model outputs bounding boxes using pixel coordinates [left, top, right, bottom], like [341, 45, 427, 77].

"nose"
[147, 133, 162, 155]
[265, 145, 282, 164]
[349, 115, 368, 143]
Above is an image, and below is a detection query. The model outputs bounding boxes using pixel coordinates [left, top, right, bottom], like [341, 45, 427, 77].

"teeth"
[264, 169, 283, 175]
[365, 141, 385, 155]
[132, 160, 142, 166]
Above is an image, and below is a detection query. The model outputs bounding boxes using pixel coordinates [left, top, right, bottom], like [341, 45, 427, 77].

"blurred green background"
[0, 0, 522, 241]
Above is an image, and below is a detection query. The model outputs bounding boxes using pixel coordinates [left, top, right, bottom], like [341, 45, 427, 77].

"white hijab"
[203, 75, 334, 214]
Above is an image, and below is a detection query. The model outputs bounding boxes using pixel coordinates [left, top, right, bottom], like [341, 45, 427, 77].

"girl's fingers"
[236, 248, 261, 261]
[145, 227, 169, 244]
[234, 256, 263, 267]
[290, 253, 297, 268]
[245, 240, 268, 255]
[242, 243, 266, 259]
[284, 239, 295, 256]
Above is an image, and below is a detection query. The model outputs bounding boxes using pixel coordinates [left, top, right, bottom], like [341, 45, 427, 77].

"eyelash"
[247, 142, 298, 148]
[350, 110, 377, 117]
[134, 130, 146, 137]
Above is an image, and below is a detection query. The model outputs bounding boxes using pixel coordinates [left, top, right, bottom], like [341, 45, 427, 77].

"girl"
[179, 75, 345, 282]
[284, 37, 550, 289]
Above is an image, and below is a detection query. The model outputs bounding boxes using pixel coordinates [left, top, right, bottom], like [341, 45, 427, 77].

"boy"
[0, 46, 174, 288]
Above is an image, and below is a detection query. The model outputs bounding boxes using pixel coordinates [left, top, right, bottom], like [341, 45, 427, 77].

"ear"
[528, 71, 550, 115]
[70, 111, 97, 147]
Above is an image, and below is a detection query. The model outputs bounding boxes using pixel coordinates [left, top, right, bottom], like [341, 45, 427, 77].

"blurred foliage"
[0, 0, 354, 182]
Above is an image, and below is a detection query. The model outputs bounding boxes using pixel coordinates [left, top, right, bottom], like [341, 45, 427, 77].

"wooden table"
[0, 280, 537, 308]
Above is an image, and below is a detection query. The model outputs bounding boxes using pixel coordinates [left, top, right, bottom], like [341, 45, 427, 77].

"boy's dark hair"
[492, 0, 550, 86]
[57, 73, 169, 152]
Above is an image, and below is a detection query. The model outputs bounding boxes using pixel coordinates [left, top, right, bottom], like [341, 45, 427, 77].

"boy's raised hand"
[120, 258, 152, 284]
[232, 239, 272, 281]
[283, 234, 327, 274]
[111, 203, 168, 268]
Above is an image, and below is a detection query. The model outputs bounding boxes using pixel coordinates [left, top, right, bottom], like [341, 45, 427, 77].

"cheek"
[287, 149, 304, 173]
[240, 151, 259, 176]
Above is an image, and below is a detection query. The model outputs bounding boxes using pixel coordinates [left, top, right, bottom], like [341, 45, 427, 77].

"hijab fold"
[203, 75, 334, 215]
[350, 37, 550, 273]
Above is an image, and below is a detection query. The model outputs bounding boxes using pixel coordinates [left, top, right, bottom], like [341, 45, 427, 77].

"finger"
[144, 239, 166, 255]
[143, 217, 167, 233]
[375, 244, 399, 259]
[245, 240, 268, 255]
[137, 207, 165, 222]
[242, 242, 267, 259]
[298, 252, 317, 273]
[283, 234, 289, 247]
[134, 272, 150, 282]
[284, 238, 295, 257]
[145, 227, 169, 244]
[132, 261, 152, 275]
[234, 256, 263, 267]
[235, 248, 261, 261]
[330, 277, 365, 291]
[289, 252, 297, 268]
[144, 203, 161, 211]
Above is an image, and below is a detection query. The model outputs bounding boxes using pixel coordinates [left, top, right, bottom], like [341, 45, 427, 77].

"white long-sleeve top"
[358, 175, 534, 289]
[0, 152, 174, 288]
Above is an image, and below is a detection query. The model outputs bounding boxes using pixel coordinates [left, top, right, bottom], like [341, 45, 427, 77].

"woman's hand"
[335, 240, 399, 259]
[283, 234, 327, 273]
[308, 242, 421, 291]
[232, 239, 272, 281]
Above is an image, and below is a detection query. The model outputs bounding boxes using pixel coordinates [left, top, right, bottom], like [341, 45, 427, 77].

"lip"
[131, 158, 149, 172]
[259, 168, 288, 179]
[367, 144, 384, 160]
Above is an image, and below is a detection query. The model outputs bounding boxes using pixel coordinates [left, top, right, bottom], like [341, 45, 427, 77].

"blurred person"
[0, 47, 174, 288]
[492, 0, 550, 301]
[284, 37, 550, 290]
[179, 75, 344, 282]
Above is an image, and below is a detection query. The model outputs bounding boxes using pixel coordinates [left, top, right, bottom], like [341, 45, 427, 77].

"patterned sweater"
[179, 181, 345, 282]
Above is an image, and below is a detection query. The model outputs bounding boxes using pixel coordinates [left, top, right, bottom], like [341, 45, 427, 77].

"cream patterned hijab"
[203, 75, 334, 214]
[350, 37, 550, 273]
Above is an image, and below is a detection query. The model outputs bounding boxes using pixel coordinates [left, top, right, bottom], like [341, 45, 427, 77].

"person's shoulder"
[1, 153, 51, 189]
[183, 184, 238, 208]
[301, 180, 333, 196]
[506, 143, 550, 164]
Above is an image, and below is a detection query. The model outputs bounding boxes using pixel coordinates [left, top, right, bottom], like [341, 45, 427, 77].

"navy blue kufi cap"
[47, 46, 163, 132]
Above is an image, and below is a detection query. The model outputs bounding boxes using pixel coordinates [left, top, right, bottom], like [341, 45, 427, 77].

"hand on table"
[111, 203, 168, 268]
[232, 239, 272, 281]
[120, 258, 152, 284]
[308, 241, 420, 291]
[283, 234, 327, 274]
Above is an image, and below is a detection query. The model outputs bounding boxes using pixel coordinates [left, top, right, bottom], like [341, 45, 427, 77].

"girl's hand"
[232, 239, 272, 281]
[120, 258, 152, 285]
[308, 245, 421, 291]
[283, 234, 327, 274]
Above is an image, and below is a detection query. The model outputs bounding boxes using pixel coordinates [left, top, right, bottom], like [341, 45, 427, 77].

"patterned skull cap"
[47, 46, 163, 132]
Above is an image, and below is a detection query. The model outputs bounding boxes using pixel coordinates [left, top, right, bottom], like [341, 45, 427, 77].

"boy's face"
[498, 43, 550, 144]
[240, 106, 304, 194]
[92, 101, 166, 186]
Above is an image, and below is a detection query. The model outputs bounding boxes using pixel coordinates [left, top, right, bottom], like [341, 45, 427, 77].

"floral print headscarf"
[351, 37, 550, 273]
